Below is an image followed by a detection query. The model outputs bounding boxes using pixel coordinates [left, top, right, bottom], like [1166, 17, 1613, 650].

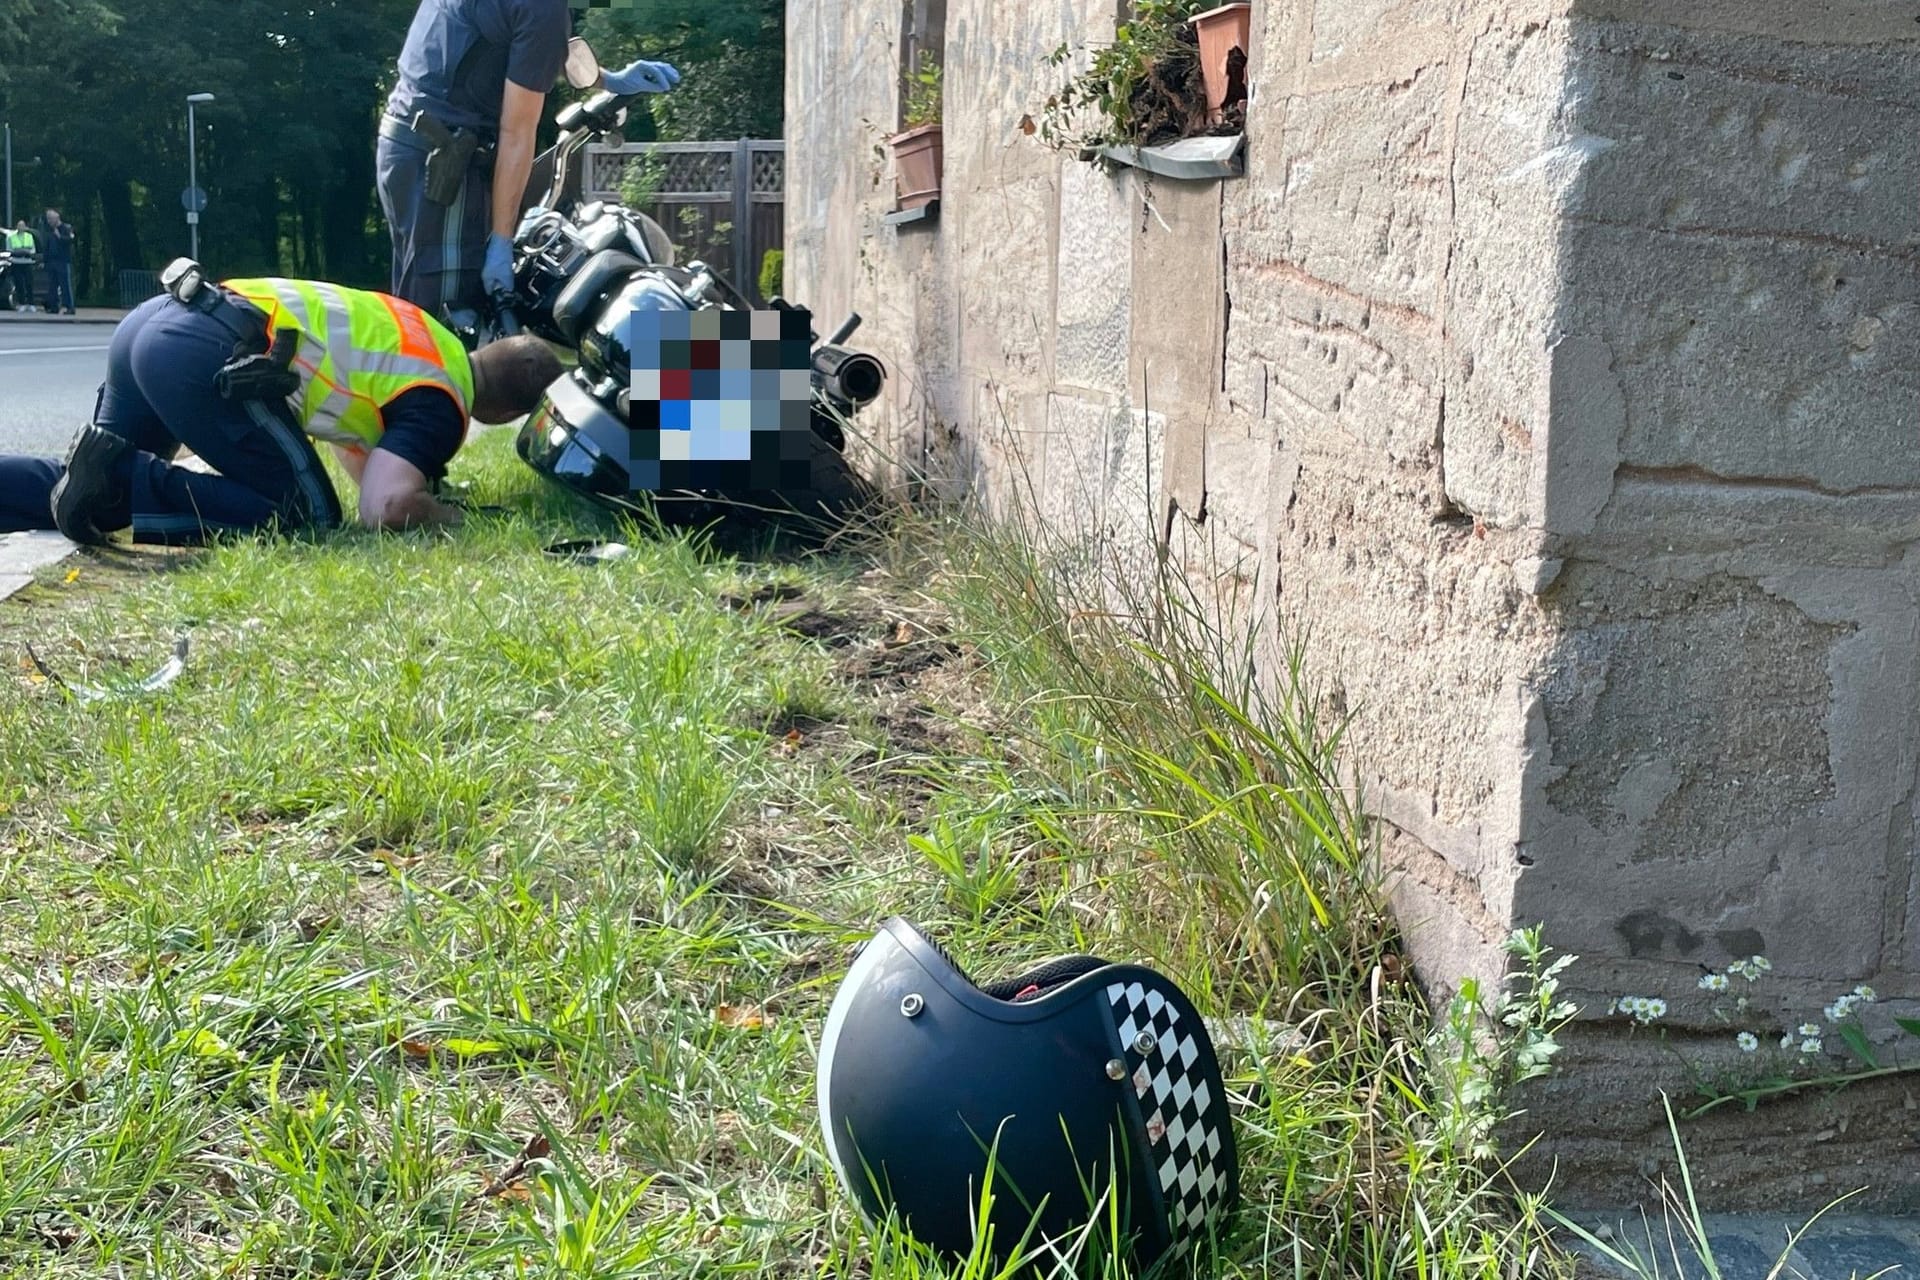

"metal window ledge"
[884, 199, 941, 227]
[1088, 134, 1245, 180]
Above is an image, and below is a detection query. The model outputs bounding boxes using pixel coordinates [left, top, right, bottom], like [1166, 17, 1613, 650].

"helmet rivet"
[1134, 1030, 1158, 1056]
[900, 993, 925, 1018]
[1105, 1058, 1127, 1081]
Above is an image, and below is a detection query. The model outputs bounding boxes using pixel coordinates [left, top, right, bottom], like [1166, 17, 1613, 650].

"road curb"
[0, 317, 125, 326]
[0, 531, 79, 602]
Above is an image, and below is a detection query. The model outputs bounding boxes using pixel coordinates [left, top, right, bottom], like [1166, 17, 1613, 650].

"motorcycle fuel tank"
[577, 274, 693, 384]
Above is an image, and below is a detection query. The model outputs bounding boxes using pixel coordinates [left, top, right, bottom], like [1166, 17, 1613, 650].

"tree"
[577, 0, 784, 140]
[0, 0, 418, 294]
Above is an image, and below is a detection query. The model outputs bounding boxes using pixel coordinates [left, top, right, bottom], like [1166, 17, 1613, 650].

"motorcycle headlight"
[516, 375, 633, 502]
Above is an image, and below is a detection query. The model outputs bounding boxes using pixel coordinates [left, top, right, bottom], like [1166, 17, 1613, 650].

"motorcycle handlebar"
[489, 290, 524, 338]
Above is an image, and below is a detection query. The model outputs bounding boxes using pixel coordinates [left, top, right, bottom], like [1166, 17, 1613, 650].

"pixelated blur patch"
[627, 308, 816, 493]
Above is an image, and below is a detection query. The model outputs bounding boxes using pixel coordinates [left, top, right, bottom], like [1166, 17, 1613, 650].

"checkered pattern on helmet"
[1106, 979, 1230, 1248]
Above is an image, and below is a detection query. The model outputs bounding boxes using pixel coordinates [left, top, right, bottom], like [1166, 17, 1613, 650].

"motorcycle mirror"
[564, 38, 601, 90]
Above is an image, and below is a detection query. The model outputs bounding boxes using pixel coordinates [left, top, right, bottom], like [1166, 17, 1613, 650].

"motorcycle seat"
[551, 248, 647, 348]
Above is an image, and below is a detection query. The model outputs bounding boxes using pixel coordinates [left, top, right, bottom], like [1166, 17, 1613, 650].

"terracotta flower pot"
[890, 123, 943, 210]
[1189, 2, 1252, 124]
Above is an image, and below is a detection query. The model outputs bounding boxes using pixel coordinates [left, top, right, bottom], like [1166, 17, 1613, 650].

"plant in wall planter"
[1033, 0, 1247, 154]
[890, 52, 943, 210]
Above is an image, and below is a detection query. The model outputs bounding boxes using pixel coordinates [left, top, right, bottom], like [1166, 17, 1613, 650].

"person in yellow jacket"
[5, 221, 38, 312]
[0, 266, 561, 545]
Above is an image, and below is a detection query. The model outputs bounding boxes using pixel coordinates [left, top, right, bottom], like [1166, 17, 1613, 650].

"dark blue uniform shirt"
[385, 0, 571, 136]
[375, 386, 468, 482]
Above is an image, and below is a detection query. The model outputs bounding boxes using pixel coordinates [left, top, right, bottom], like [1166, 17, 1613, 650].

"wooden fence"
[583, 140, 785, 303]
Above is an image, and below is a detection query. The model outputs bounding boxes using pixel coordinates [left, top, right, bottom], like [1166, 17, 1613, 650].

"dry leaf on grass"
[482, 1134, 551, 1198]
[396, 1034, 512, 1061]
[714, 1003, 767, 1031]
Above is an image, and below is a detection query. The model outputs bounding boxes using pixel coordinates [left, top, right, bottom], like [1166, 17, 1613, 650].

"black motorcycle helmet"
[817, 918, 1239, 1270]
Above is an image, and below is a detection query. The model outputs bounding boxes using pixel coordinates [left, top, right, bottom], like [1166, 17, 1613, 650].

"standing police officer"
[376, 0, 680, 323]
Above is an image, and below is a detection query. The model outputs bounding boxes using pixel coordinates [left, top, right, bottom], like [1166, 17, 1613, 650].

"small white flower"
[1780, 1033, 1796, 1050]
[1736, 996, 1751, 1012]
[1854, 985, 1877, 1003]
[1698, 973, 1729, 992]
[1614, 995, 1667, 1025]
[1736, 1031, 1759, 1053]
[1728, 956, 1773, 982]
[1800, 1037, 1824, 1055]
[1826, 995, 1860, 1022]
[1798, 1022, 1822, 1038]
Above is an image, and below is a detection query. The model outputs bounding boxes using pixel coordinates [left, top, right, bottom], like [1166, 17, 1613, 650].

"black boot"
[49, 423, 132, 545]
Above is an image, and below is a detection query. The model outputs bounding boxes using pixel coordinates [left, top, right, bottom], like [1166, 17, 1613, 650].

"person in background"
[42, 208, 75, 315]
[5, 221, 38, 312]
[376, 0, 680, 322]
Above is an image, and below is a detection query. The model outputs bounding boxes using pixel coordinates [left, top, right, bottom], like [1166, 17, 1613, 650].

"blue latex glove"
[602, 58, 681, 95]
[481, 232, 515, 298]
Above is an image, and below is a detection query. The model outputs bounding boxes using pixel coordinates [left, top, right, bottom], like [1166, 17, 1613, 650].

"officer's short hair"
[470, 335, 563, 423]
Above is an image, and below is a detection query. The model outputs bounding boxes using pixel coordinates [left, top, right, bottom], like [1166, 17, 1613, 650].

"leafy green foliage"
[902, 51, 942, 129]
[1, 0, 423, 293]
[618, 152, 669, 211]
[757, 247, 784, 300]
[1035, 0, 1207, 150]
[576, 0, 784, 142]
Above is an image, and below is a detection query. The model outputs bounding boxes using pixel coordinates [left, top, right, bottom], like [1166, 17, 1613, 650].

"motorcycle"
[480, 42, 888, 536]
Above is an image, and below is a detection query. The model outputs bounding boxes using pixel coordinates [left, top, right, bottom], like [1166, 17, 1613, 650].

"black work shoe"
[49, 423, 132, 545]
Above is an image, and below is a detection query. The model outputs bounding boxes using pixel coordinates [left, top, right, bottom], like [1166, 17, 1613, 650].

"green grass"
[0, 431, 1567, 1278]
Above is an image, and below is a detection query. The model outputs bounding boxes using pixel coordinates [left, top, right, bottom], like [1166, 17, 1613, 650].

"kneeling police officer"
[0, 259, 563, 545]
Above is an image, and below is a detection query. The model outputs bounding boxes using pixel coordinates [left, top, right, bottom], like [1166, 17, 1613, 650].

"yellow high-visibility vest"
[223, 277, 474, 450]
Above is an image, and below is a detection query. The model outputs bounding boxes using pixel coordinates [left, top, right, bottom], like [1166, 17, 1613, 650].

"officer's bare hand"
[358, 447, 464, 531]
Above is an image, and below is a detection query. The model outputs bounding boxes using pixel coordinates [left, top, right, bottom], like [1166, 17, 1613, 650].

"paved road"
[0, 321, 110, 457]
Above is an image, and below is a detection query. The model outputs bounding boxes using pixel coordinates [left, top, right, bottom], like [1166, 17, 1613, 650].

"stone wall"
[787, 0, 1920, 1202]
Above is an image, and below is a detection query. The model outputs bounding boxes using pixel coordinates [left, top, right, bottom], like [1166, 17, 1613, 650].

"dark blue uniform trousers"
[377, 130, 493, 319]
[0, 294, 342, 545]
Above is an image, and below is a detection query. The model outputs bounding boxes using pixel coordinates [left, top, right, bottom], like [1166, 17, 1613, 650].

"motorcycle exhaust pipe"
[812, 345, 886, 409]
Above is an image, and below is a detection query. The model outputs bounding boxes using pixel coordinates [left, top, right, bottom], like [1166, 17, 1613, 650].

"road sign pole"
[187, 100, 199, 259]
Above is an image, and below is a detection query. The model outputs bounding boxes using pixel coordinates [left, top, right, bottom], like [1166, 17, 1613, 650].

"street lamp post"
[186, 93, 216, 259]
